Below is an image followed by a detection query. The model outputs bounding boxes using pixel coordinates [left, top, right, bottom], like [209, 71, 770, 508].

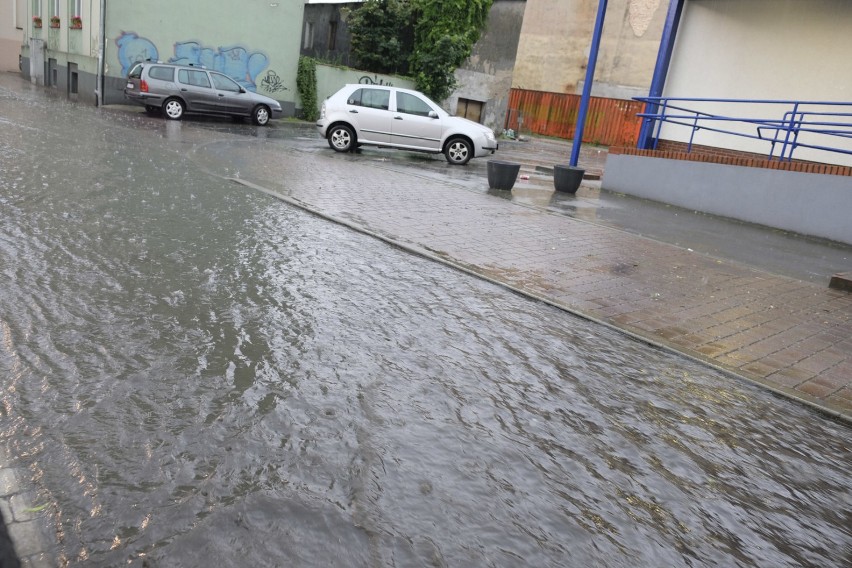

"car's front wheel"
[163, 98, 185, 121]
[252, 105, 270, 126]
[445, 137, 473, 165]
[327, 124, 355, 153]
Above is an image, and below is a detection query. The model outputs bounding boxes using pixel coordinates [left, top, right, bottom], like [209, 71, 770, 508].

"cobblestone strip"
[225, 143, 852, 420]
[0, 446, 56, 567]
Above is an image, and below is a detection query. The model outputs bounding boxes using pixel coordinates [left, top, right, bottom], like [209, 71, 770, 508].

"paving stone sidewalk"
[226, 139, 852, 421]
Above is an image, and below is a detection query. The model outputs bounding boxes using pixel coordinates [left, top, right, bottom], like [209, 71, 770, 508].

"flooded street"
[1, 75, 850, 567]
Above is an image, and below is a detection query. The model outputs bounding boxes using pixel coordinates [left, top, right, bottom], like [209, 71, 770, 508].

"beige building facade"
[513, 0, 667, 99]
[0, 0, 26, 72]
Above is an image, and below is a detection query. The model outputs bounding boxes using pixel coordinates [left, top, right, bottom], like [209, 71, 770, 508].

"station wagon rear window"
[148, 66, 174, 81]
[127, 63, 143, 79]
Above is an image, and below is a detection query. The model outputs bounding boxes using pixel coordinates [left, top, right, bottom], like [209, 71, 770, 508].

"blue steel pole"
[637, 0, 685, 149]
[569, 0, 608, 167]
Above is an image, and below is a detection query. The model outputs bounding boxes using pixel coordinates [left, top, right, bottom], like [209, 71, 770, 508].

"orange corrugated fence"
[505, 88, 645, 147]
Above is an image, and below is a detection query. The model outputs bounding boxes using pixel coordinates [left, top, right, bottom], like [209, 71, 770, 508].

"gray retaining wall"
[602, 154, 852, 245]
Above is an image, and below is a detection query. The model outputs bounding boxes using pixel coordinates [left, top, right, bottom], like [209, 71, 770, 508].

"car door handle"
[181, 88, 188, 92]
[394, 116, 403, 120]
[218, 94, 225, 97]
[349, 109, 358, 113]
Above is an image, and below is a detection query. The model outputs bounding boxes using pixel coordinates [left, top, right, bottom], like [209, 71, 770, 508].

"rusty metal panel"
[506, 88, 644, 147]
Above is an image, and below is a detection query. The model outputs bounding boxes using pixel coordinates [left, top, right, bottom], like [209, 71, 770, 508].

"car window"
[347, 88, 390, 111]
[148, 66, 175, 81]
[128, 63, 143, 79]
[211, 72, 241, 93]
[178, 69, 211, 89]
[396, 92, 434, 117]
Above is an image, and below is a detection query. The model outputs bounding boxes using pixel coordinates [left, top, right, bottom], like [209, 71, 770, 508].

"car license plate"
[126, 82, 133, 89]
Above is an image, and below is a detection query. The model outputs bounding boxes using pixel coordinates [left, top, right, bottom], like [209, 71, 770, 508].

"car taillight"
[140, 80, 148, 93]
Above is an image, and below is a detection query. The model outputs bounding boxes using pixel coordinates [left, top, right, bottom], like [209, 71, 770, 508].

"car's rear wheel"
[252, 105, 270, 126]
[328, 124, 355, 152]
[445, 137, 473, 165]
[163, 98, 184, 121]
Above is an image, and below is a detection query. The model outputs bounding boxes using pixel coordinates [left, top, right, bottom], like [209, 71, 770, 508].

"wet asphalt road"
[0, 73, 850, 567]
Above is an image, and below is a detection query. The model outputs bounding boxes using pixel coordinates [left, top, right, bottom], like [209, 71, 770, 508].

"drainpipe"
[569, 0, 608, 167]
[96, 0, 106, 106]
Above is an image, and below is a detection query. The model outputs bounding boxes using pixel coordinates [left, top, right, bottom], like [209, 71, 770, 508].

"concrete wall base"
[602, 154, 852, 245]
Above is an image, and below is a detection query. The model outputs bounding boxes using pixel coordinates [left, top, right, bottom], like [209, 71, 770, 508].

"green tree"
[410, 0, 493, 101]
[347, 0, 415, 75]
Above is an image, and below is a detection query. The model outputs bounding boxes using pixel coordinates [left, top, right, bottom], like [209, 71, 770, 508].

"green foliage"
[347, 0, 493, 102]
[348, 0, 415, 75]
[297, 56, 318, 122]
[410, 0, 493, 101]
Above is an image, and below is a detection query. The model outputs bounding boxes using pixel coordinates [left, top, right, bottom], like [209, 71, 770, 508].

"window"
[396, 92, 434, 117]
[328, 21, 338, 51]
[32, 0, 41, 17]
[178, 69, 210, 88]
[348, 88, 390, 111]
[303, 22, 314, 50]
[128, 63, 143, 79]
[148, 66, 175, 81]
[456, 98, 484, 123]
[72, 0, 81, 17]
[49, 0, 58, 17]
[211, 72, 240, 93]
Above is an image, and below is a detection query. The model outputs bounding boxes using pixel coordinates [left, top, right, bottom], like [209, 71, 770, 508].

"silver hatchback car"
[317, 84, 498, 165]
[124, 61, 284, 125]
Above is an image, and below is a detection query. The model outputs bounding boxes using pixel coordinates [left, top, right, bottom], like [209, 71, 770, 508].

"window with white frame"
[32, 0, 41, 17]
[50, 0, 58, 17]
[73, 0, 81, 17]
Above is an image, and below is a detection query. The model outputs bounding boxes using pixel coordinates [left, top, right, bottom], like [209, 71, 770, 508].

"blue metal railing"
[635, 97, 852, 162]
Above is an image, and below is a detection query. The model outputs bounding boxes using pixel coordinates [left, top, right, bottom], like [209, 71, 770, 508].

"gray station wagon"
[124, 62, 284, 126]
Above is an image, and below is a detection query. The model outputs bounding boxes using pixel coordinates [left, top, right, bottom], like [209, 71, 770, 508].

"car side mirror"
[428, 111, 438, 119]
[239, 87, 247, 94]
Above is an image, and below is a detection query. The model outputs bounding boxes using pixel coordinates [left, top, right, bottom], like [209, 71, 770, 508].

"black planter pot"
[553, 165, 585, 194]
[487, 160, 521, 191]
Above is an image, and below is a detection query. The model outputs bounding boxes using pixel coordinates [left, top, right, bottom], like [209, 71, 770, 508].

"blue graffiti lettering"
[116, 32, 160, 77]
[169, 41, 269, 92]
[115, 33, 270, 92]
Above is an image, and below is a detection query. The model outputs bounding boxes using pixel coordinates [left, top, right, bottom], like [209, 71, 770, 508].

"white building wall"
[661, 0, 852, 166]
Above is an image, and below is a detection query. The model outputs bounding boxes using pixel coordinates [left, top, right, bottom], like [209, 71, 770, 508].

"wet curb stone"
[0, 446, 55, 568]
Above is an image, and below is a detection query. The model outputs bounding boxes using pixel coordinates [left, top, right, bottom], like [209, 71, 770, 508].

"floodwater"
[0, 75, 850, 567]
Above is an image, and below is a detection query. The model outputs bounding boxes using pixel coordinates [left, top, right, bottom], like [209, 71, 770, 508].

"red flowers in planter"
[71, 16, 83, 29]
[32, 16, 42, 28]
[49, 16, 60, 28]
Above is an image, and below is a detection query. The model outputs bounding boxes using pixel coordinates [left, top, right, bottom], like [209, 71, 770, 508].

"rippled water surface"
[1, 75, 850, 567]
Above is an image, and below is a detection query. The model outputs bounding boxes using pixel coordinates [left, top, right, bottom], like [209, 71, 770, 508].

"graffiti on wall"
[169, 42, 269, 91]
[261, 71, 287, 93]
[116, 32, 159, 76]
[116, 32, 271, 92]
[359, 74, 393, 87]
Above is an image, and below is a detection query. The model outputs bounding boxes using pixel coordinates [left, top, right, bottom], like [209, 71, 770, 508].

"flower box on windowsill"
[49, 17, 61, 28]
[32, 17, 42, 28]
[71, 16, 83, 29]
